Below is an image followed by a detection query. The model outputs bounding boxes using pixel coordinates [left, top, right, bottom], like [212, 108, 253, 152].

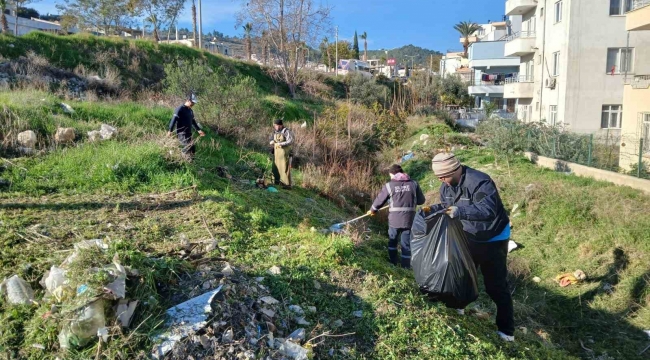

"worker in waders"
[369, 164, 425, 269]
[167, 94, 205, 161]
[424, 153, 514, 342]
[269, 119, 294, 189]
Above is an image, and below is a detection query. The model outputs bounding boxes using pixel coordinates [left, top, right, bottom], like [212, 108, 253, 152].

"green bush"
[345, 73, 390, 108]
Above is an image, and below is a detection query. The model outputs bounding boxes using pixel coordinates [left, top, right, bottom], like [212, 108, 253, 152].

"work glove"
[422, 206, 431, 213]
[445, 206, 459, 219]
[367, 210, 376, 217]
[198, 130, 205, 137]
[275, 143, 282, 149]
[269, 141, 275, 145]
[167, 131, 173, 137]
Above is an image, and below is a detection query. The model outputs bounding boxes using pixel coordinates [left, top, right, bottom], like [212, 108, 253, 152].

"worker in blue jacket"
[425, 153, 514, 342]
[167, 94, 205, 160]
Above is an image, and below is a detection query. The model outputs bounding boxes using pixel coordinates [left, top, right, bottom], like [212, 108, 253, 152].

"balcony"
[505, 0, 538, 15]
[468, 75, 506, 96]
[504, 74, 534, 98]
[504, 31, 536, 57]
[625, 75, 650, 89]
[626, 0, 650, 31]
[460, 36, 479, 44]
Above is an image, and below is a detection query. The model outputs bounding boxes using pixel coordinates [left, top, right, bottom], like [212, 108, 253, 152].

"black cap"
[389, 164, 403, 175]
[274, 119, 283, 126]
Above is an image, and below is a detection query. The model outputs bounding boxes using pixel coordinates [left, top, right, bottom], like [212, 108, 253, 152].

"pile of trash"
[0, 239, 138, 350]
[152, 262, 316, 360]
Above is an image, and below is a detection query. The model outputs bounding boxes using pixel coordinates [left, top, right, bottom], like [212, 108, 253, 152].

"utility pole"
[175, 25, 179, 41]
[335, 26, 338, 76]
[198, 0, 203, 49]
[14, 2, 18, 35]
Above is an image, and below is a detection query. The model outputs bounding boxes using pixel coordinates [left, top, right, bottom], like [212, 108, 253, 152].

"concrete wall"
[470, 41, 515, 60]
[525, 152, 650, 194]
[619, 84, 650, 171]
[5, 15, 61, 36]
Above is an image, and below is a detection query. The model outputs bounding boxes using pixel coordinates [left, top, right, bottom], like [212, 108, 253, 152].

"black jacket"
[372, 173, 426, 229]
[168, 105, 201, 135]
[429, 166, 509, 242]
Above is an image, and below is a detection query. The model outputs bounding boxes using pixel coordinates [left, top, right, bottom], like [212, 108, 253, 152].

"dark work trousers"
[388, 227, 412, 269]
[467, 239, 515, 336]
[177, 131, 195, 160]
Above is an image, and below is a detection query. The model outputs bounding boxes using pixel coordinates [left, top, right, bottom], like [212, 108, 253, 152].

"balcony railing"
[470, 72, 521, 86]
[630, 0, 650, 11]
[503, 31, 536, 42]
[505, 74, 534, 84]
[625, 75, 650, 89]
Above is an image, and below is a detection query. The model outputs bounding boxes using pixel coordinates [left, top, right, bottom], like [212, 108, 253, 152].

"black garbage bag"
[411, 210, 479, 309]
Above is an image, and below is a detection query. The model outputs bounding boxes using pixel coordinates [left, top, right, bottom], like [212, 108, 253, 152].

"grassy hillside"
[0, 91, 580, 360]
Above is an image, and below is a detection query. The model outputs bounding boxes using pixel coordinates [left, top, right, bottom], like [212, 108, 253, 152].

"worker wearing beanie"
[425, 153, 514, 342]
[269, 119, 294, 188]
[369, 164, 425, 268]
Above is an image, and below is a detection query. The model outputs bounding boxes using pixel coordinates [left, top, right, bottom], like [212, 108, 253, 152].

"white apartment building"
[505, 0, 650, 134]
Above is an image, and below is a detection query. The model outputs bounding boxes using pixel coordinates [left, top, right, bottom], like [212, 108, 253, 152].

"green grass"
[0, 32, 283, 95]
[2, 93, 649, 359]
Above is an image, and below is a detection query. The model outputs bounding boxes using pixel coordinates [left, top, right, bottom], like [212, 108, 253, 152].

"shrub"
[345, 73, 390, 108]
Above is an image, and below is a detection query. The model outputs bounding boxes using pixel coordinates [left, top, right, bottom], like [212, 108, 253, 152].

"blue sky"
[34, 0, 507, 52]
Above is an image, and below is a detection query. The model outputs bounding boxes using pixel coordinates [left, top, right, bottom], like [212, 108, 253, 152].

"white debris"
[420, 134, 430, 141]
[279, 340, 309, 360]
[116, 299, 138, 328]
[97, 327, 109, 342]
[507, 240, 518, 253]
[288, 305, 304, 316]
[55, 127, 76, 143]
[60, 102, 75, 114]
[307, 306, 317, 313]
[532, 277, 542, 283]
[222, 328, 234, 343]
[0, 275, 35, 305]
[261, 308, 276, 318]
[287, 328, 305, 342]
[221, 264, 235, 277]
[152, 286, 223, 359]
[59, 300, 106, 349]
[301, 121, 307, 128]
[260, 296, 280, 305]
[295, 317, 310, 326]
[268, 266, 282, 275]
[332, 319, 343, 328]
[87, 130, 102, 142]
[313, 280, 321, 290]
[353, 310, 363, 318]
[99, 124, 117, 140]
[17, 130, 37, 148]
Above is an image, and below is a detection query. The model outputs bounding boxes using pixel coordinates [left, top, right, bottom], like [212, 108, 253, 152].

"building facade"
[4, 15, 64, 36]
[505, 0, 650, 135]
[619, 0, 650, 172]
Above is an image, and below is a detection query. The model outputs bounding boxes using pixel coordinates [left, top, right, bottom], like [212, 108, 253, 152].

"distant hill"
[365, 44, 443, 69]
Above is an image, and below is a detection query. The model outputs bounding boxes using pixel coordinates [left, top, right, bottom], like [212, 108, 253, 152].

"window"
[601, 105, 622, 129]
[554, 1, 563, 23]
[606, 48, 634, 74]
[549, 105, 558, 126]
[610, 0, 633, 15]
[552, 52, 560, 76]
[521, 105, 529, 121]
[477, 27, 485, 36]
[643, 113, 650, 153]
[540, 7, 545, 17]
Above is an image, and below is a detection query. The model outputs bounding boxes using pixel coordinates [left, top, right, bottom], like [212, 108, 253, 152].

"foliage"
[345, 73, 390, 108]
[236, 0, 332, 97]
[360, 31, 368, 60]
[17, 6, 40, 19]
[321, 40, 354, 70]
[454, 21, 481, 57]
[138, 0, 186, 42]
[483, 101, 498, 118]
[353, 30, 360, 59]
[56, 0, 138, 35]
[366, 44, 443, 70]
[436, 74, 473, 107]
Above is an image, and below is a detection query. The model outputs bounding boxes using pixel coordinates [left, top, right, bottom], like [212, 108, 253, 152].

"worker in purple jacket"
[369, 164, 425, 268]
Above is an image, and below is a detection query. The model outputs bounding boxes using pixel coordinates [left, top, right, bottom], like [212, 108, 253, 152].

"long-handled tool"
[329, 206, 390, 233]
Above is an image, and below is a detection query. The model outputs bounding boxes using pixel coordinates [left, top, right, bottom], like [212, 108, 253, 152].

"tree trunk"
[463, 38, 469, 57]
[0, 14, 8, 34]
[153, 28, 160, 42]
[364, 40, 367, 61]
[247, 37, 252, 60]
[192, 1, 198, 48]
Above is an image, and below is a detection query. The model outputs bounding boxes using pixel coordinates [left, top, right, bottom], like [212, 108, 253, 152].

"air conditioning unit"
[546, 78, 557, 89]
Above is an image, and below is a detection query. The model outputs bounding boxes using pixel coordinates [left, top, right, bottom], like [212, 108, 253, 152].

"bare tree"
[0, 0, 9, 33]
[166, 0, 185, 40]
[57, 0, 136, 35]
[139, 0, 185, 42]
[237, 0, 332, 98]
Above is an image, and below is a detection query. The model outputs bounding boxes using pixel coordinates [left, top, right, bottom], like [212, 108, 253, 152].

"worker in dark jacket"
[425, 153, 514, 342]
[369, 164, 425, 269]
[167, 94, 205, 160]
[269, 119, 294, 188]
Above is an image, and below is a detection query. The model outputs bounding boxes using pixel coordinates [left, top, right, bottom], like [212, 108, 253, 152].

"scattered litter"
[268, 266, 282, 275]
[301, 121, 307, 128]
[307, 306, 317, 313]
[288, 305, 304, 316]
[97, 327, 109, 342]
[60, 102, 75, 114]
[17, 130, 37, 148]
[255, 277, 265, 282]
[525, 183, 536, 194]
[55, 127, 75, 143]
[287, 328, 305, 342]
[353, 310, 363, 318]
[279, 340, 309, 360]
[0, 275, 35, 305]
[420, 134, 430, 141]
[602, 283, 613, 293]
[573, 269, 586, 281]
[222, 328, 234, 343]
[519, 326, 528, 335]
[198, 335, 211, 349]
[31, 344, 45, 350]
[332, 319, 344, 328]
[59, 299, 106, 349]
[87, 130, 102, 142]
[313, 280, 321, 289]
[116, 299, 138, 328]
[401, 151, 415, 163]
[555, 271, 586, 287]
[104, 255, 127, 299]
[532, 276, 542, 283]
[340, 346, 352, 355]
[62, 239, 108, 266]
[511, 204, 519, 214]
[508, 240, 518, 253]
[261, 308, 276, 318]
[221, 263, 235, 277]
[152, 286, 223, 359]
[267, 187, 279, 193]
[99, 124, 118, 140]
[295, 317, 310, 325]
[261, 296, 280, 305]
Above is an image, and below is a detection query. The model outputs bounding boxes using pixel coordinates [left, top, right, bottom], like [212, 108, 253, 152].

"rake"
[329, 206, 389, 233]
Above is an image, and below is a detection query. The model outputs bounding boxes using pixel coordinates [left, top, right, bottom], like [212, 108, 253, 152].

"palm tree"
[0, 0, 9, 34]
[454, 21, 481, 58]
[360, 32, 368, 61]
[243, 23, 253, 60]
[191, 0, 198, 48]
